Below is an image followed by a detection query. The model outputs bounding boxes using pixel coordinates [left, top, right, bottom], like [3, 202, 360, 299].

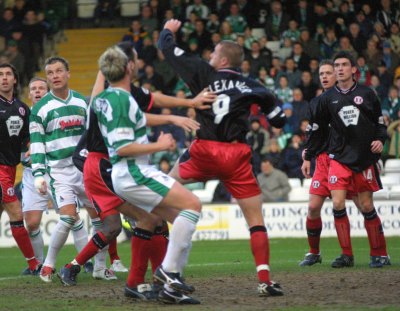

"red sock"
[333, 209, 353, 256]
[306, 217, 322, 254]
[149, 225, 168, 273]
[108, 238, 120, 263]
[10, 221, 39, 270]
[126, 228, 152, 288]
[72, 232, 108, 266]
[363, 209, 387, 256]
[250, 226, 270, 284]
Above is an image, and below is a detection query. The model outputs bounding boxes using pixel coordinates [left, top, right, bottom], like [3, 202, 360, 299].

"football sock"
[43, 216, 74, 268]
[71, 219, 88, 253]
[162, 210, 200, 273]
[149, 223, 169, 273]
[71, 231, 108, 267]
[108, 238, 120, 263]
[250, 225, 270, 284]
[333, 209, 353, 256]
[29, 228, 44, 264]
[126, 227, 152, 287]
[363, 208, 387, 256]
[10, 220, 39, 270]
[306, 217, 322, 254]
[91, 218, 108, 270]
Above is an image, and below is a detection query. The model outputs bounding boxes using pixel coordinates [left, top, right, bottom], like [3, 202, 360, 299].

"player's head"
[44, 56, 70, 92]
[333, 51, 357, 83]
[209, 40, 244, 70]
[0, 63, 18, 97]
[318, 59, 335, 90]
[117, 41, 138, 78]
[28, 77, 49, 105]
[98, 45, 129, 83]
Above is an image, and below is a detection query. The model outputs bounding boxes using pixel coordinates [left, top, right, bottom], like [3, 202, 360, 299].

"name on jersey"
[338, 105, 360, 127]
[209, 80, 251, 93]
[6, 116, 23, 136]
[60, 118, 84, 130]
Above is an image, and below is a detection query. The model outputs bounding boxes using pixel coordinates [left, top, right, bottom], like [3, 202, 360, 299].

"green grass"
[0, 237, 399, 310]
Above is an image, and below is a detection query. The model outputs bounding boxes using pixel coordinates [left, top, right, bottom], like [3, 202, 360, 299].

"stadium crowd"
[1, 0, 400, 201]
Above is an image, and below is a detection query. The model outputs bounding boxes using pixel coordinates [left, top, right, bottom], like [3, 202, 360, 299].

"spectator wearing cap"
[282, 102, 299, 135]
[383, 40, 400, 76]
[257, 154, 291, 202]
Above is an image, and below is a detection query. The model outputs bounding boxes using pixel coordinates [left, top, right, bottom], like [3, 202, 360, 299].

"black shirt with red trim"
[0, 95, 30, 166]
[73, 85, 153, 172]
[158, 29, 285, 143]
[305, 82, 387, 172]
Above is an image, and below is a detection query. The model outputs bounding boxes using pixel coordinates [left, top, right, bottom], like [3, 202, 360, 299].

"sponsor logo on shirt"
[312, 180, 320, 188]
[19, 107, 26, 116]
[338, 105, 360, 126]
[60, 119, 84, 130]
[6, 115, 23, 136]
[353, 96, 363, 105]
[7, 187, 15, 196]
[329, 176, 337, 184]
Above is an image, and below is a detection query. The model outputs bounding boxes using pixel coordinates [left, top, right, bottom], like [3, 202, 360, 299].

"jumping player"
[156, 19, 286, 297]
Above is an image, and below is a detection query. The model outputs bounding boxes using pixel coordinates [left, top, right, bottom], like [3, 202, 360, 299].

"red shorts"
[309, 153, 331, 197]
[328, 160, 380, 193]
[0, 164, 17, 204]
[83, 152, 122, 219]
[179, 139, 261, 199]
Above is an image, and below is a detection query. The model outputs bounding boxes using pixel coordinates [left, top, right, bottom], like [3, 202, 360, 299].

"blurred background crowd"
[1, 0, 400, 202]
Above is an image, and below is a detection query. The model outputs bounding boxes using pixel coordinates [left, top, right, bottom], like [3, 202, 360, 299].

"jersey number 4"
[212, 94, 230, 124]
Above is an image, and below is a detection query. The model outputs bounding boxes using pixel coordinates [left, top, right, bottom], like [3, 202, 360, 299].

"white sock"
[29, 229, 44, 264]
[178, 241, 192, 276]
[162, 210, 200, 273]
[71, 219, 88, 252]
[43, 216, 74, 268]
[91, 217, 108, 271]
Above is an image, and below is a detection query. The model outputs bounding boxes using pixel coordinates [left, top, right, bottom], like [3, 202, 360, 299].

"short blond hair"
[98, 46, 129, 83]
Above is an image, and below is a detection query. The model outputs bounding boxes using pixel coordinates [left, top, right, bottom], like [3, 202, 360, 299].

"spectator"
[338, 35, 358, 60]
[355, 9, 374, 39]
[94, 0, 118, 27]
[0, 8, 20, 45]
[387, 119, 400, 158]
[355, 55, 372, 86]
[12, 0, 28, 24]
[275, 75, 293, 104]
[282, 102, 298, 134]
[181, 12, 197, 42]
[370, 74, 387, 102]
[139, 35, 158, 65]
[169, 0, 185, 21]
[382, 86, 400, 120]
[309, 58, 320, 86]
[278, 37, 293, 62]
[389, 22, 400, 54]
[281, 19, 300, 44]
[376, 60, 393, 96]
[257, 66, 275, 92]
[291, 42, 310, 71]
[333, 0, 355, 37]
[363, 39, 383, 73]
[211, 32, 222, 48]
[299, 27, 319, 59]
[139, 63, 164, 92]
[240, 59, 255, 79]
[140, 5, 158, 35]
[293, 0, 315, 32]
[281, 133, 304, 180]
[219, 20, 236, 41]
[265, 138, 283, 169]
[243, 26, 257, 51]
[153, 50, 177, 93]
[376, 0, 399, 35]
[292, 88, 308, 121]
[188, 18, 212, 54]
[246, 116, 270, 174]
[270, 126, 292, 150]
[320, 27, 339, 59]
[298, 71, 318, 102]
[313, 2, 335, 30]
[225, 2, 247, 34]
[347, 22, 367, 55]
[382, 40, 400, 76]
[246, 40, 270, 77]
[185, 0, 209, 20]
[265, 0, 289, 40]
[3, 40, 24, 86]
[257, 155, 291, 202]
[206, 11, 220, 34]
[121, 19, 147, 55]
[276, 57, 301, 89]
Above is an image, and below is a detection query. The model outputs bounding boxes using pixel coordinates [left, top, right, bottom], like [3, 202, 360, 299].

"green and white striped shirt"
[92, 87, 149, 165]
[29, 90, 87, 177]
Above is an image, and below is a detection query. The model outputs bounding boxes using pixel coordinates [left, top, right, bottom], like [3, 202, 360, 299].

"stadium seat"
[251, 28, 266, 39]
[384, 159, 400, 174]
[77, 0, 96, 18]
[302, 178, 312, 189]
[192, 180, 219, 203]
[288, 187, 309, 202]
[380, 175, 400, 189]
[120, 0, 141, 17]
[373, 188, 389, 200]
[389, 185, 400, 200]
[288, 178, 301, 188]
[266, 41, 280, 56]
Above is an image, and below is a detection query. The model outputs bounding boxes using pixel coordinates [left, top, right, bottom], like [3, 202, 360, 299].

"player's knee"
[331, 198, 345, 211]
[308, 206, 321, 218]
[188, 194, 202, 213]
[26, 222, 40, 233]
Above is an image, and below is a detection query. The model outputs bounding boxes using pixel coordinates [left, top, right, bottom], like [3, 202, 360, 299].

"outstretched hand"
[164, 19, 182, 33]
[170, 115, 200, 132]
[191, 88, 216, 110]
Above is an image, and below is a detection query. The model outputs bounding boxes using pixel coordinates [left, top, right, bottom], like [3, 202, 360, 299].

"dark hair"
[0, 63, 19, 96]
[333, 51, 356, 66]
[44, 56, 69, 71]
[117, 41, 136, 61]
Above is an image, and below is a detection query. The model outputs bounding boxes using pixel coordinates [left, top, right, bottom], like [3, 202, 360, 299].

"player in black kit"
[155, 19, 285, 297]
[305, 51, 390, 268]
[0, 63, 41, 274]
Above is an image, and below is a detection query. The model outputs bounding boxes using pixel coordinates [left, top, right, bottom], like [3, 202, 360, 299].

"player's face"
[334, 58, 356, 83]
[0, 67, 16, 95]
[29, 80, 48, 105]
[45, 61, 70, 92]
[209, 44, 224, 69]
[319, 64, 336, 90]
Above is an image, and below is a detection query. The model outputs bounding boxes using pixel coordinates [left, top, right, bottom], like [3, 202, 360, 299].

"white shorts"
[21, 168, 54, 213]
[112, 160, 175, 213]
[48, 165, 91, 209]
